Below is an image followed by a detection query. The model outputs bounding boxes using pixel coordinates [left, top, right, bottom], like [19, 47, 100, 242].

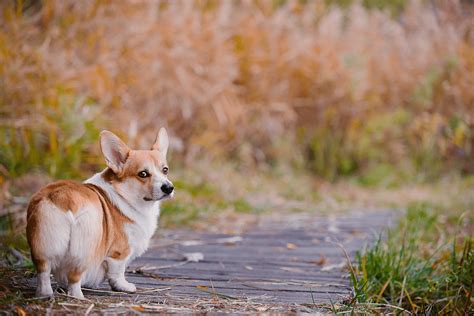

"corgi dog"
[26, 128, 174, 298]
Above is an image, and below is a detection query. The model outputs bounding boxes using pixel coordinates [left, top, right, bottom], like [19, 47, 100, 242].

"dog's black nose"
[161, 183, 174, 195]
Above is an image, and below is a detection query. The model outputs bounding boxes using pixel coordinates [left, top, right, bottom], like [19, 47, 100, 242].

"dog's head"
[99, 128, 174, 205]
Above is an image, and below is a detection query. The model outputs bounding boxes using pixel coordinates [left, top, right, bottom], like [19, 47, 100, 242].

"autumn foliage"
[1, 0, 473, 179]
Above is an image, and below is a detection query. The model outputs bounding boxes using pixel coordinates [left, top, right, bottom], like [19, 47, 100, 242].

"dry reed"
[0, 0, 473, 178]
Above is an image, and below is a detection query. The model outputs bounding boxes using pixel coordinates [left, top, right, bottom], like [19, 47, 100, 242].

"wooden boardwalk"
[15, 209, 397, 312]
[122, 210, 397, 307]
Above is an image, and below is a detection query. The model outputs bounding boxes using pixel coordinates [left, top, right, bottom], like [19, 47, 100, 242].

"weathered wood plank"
[18, 209, 396, 307]
[127, 209, 397, 304]
[124, 277, 350, 294]
[138, 245, 360, 263]
[130, 260, 348, 277]
[131, 271, 346, 285]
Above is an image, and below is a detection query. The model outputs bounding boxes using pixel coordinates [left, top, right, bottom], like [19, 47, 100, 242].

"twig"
[82, 287, 171, 295]
[355, 302, 412, 314]
[130, 261, 187, 272]
[85, 304, 94, 315]
[195, 286, 238, 300]
[57, 302, 87, 307]
[398, 275, 406, 307]
[137, 287, 172, 294]
[56, 292, 93, 302]
[23, 296, 52, 302]
[82, 288, 129, 295]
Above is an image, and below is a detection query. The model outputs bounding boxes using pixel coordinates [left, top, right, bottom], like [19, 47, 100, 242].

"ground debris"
[1, 210, 397, 313]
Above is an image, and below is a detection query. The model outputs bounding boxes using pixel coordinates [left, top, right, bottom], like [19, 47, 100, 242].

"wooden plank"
[129, 270, 347, 284]
[125, 277, 350, 294]
[138, 245, 359, 262]
[131, 260, 348, 277]
[134, 256, 348, 269]
[137, 252, 357, 265]
[119, 210, 398, 305]
[17, 209, 397, 307]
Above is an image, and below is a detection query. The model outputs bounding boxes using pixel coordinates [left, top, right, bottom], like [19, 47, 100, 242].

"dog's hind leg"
[107, 257, 136, 293]
[34, 258, 53, 297]
[67, 268, 84, 298]
[27, 201, 71, 297]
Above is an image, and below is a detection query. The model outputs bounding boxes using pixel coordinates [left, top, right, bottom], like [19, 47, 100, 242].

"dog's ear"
[152, 127, 169, 157]
[100, 130, 130, 174]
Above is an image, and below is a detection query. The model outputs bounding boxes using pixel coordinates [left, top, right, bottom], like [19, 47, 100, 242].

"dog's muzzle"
[143, 180, 174, 201]
[160, 182, 174, 195]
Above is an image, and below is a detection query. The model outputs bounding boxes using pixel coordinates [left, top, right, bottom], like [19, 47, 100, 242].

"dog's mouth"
[143, 195, 170, 202]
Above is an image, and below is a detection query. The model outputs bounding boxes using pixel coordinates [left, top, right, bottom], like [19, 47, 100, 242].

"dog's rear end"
[26, 181, 105, 297]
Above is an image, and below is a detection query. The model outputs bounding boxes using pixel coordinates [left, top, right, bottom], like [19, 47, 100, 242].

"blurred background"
[2, 2, 473, 312]
[0, 0, 473, 231]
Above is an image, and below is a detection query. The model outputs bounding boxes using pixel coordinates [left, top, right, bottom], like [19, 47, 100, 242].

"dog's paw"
[36, 287, 54, 298]
[120, 281, 136, 293]
[67, 288, 85, 299]
[110, 279, 136, 293]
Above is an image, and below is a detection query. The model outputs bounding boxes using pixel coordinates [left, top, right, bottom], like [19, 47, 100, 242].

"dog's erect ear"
[152, 127, 169, 157]
[100, 130, 130, 174]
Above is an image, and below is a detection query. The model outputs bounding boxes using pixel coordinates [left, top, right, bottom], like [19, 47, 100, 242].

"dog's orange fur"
[26, 180, 133, 274]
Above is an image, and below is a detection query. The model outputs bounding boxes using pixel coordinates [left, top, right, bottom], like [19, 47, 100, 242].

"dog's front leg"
[106, 257, 136, 293]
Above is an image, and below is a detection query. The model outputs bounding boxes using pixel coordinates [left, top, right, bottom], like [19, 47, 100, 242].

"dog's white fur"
[27, 128, 173, 298]
[85, 171, 162, 259]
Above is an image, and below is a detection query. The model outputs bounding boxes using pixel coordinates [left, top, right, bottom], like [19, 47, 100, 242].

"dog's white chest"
[125, 207, 160, 258]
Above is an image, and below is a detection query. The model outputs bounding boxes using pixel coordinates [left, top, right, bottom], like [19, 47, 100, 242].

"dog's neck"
[85, 169, 160, 223]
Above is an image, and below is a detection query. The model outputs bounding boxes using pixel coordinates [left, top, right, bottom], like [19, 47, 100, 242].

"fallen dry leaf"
[15, 307, 26, 316]
[286, 243, 298, 250]
[131, 305, 146, 312]
[314, 255, 327, 265]
[184, 252, 204, 262]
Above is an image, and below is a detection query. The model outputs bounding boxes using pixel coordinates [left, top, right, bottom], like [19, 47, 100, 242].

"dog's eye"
[138, 170, 150, 178]
[162, 166, 169, 175]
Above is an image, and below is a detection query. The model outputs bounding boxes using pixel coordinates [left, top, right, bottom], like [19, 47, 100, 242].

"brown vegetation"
[1, 0, 473, 180]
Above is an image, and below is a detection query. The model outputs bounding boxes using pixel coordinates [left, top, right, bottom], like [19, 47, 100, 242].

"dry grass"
[0, 267, 332, 314]
[0, 0, 473, 179]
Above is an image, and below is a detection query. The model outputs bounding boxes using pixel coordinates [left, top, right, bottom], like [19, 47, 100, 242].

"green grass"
[0, 91, 102, 179]
[348, 202, 473, 314]
[160, 201, 201, 227]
